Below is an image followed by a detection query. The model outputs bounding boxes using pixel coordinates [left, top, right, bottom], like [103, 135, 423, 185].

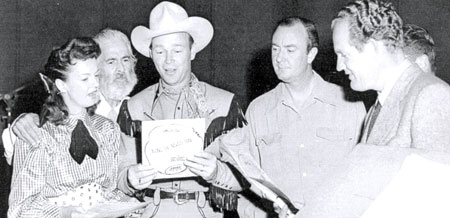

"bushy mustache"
[114, 73, 128, 81]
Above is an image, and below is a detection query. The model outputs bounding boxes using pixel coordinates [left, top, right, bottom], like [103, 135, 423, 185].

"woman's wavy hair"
[39, 37, 101, 127]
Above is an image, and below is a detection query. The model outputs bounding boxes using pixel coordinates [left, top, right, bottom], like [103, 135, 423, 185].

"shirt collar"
[309, 71, 338, 106]
[157, 73, 196, 96]
[96, 93, 129, 118]
[274, 71, 336, 111]
[154, 77, 188, 105]
[65, 110, 89, 130]
[154, 72, 201, 103]
[377, 60, 411, 105]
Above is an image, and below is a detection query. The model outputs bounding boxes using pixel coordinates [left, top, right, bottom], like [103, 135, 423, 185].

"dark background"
[1, 0, 449, 216]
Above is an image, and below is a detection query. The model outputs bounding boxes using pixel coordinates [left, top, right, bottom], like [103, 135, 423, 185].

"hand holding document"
[218, 130, 299, 216]
[252, 178, 296, 218]
[141, 118, 205, 179]
[184, 151, 219, 181]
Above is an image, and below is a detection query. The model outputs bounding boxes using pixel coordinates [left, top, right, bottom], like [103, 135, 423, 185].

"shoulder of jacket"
[202, 82, 234, 100]
[128, 84, 158, 105]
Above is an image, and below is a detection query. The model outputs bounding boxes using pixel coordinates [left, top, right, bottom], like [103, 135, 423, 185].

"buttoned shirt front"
[243, 72, 366, 211]
[149, 82, 209, 192]
[151, 82, 192, 120]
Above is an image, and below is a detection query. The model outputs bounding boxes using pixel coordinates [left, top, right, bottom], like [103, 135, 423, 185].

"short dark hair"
[403, 24, 436, 73]
[39, 37, 101, 126]
[332, 0, 403, 51]
[276, 17, 319, 52]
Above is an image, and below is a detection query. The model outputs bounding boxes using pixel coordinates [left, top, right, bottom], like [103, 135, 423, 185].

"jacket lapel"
[366, 65, 422, 145]
[128, 84, 158, 121]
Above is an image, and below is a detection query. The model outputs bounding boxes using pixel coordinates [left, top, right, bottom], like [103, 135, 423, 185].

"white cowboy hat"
[131, 1, 214, 57]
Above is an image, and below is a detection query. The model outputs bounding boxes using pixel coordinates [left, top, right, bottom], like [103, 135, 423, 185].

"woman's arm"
[8, 139, 60, 218]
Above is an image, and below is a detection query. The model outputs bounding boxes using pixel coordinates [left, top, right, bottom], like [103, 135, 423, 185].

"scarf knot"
[69, 120, 99, 164]
[159, 73, 209, 118]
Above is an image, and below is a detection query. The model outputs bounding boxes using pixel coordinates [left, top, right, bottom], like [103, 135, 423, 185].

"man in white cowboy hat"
[116, 1, 246, 217]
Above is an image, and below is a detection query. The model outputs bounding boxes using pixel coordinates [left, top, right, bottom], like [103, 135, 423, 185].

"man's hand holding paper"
[184, 151, 218, 181]
[127, 164, 158, 190]
[216, 127, 300, 216]
[274, 201, 295, 218]
[141, 118, 205, 179]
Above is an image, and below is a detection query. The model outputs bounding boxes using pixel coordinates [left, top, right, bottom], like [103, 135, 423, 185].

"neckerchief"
[68, 117, 99, 164]
[158, 73, 208, 118]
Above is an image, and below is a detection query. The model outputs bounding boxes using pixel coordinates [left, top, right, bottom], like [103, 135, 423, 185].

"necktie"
[69, 120, 99, 164]
[366, 100, 382, 140]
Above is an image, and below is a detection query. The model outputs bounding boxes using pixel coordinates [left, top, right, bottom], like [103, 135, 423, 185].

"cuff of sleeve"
[211, 161, 242, 191]
[42, 202, 60, 218]
[211, 161, 225, 184]
[2, 126, 15, 165]
[117, 167, 136, 195]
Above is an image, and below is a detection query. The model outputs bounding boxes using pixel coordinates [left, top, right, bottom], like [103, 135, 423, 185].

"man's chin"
[84, 97, 100, 108]
[105, 89, 131, 101]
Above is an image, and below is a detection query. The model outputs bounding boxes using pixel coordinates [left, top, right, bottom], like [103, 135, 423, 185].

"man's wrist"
[206, 161, 219, 183]
[126, 168, 137, 192]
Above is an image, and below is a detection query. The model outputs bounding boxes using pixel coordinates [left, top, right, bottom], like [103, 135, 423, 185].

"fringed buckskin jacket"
[116, 78, 248, 211]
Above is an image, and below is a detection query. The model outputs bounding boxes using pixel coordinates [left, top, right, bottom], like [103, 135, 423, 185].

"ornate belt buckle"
[174, 191, 189, 205]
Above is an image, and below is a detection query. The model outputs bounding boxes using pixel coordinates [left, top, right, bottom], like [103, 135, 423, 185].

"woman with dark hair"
[8, 37, 127, 218]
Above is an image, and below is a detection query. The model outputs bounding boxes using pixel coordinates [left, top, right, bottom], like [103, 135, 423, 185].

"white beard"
[100, 78, 136, 102]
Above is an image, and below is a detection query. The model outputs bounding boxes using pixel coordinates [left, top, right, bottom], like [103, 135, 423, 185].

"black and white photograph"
[1, 0, 450, 217]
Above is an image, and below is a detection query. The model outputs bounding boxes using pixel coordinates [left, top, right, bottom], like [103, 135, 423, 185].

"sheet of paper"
[361, 154, 450, 218]
[141, 118, 205, 179]
[219, 140, 299, 214]
[84, 201, 150, 218]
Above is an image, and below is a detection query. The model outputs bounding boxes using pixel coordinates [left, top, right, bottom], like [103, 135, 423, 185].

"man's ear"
[55, 79, 67, 93]
[366, 38, 387, 55]
[307, 47, 318, 64]
[415, 54, 431, 74]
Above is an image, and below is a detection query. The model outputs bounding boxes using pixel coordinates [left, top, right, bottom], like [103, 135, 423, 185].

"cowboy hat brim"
[131, 17, 213, 57]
